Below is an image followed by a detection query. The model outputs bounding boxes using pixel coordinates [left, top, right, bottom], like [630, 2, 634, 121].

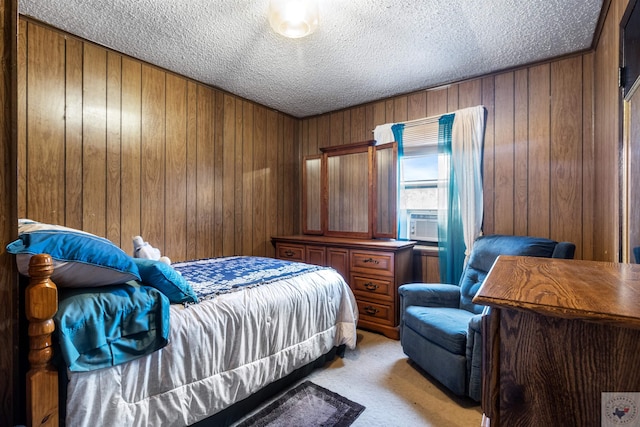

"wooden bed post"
[25, 254, 59, 427]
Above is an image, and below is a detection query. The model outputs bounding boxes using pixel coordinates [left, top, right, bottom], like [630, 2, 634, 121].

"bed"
[13, 221, 358, 426]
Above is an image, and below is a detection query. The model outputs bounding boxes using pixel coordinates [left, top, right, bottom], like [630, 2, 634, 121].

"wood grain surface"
[497, 308, 640, 426]
[477, 254, 640, 426]
[25, 254, 58, 427]
[1, 2, 17, 425]
[475, 256, 640, 329]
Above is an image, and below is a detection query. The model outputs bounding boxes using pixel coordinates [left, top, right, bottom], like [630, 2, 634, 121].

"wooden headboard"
[24, 254, 59, 427]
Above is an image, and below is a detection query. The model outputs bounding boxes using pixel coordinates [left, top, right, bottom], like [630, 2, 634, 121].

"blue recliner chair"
[398, 234, 576, 401]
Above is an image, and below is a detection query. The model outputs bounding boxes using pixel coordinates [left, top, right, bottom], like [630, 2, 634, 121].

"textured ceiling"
[19, 0, 603, 118]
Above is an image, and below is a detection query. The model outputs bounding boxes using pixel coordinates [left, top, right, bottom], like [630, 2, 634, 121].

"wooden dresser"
[272, 235, 415, 339]
[474, 256, 640, 427]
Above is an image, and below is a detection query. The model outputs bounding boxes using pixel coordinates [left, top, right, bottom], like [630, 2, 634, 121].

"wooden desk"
[473, 256, 640, 426]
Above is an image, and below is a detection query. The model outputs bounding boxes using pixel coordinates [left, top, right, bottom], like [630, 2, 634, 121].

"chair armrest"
[398, 283, 461, 312]
[468, 306, 491, 335]
[552, 242, 576, 259]
[468, 312, 484, 334]
[466, 311, 486, 402]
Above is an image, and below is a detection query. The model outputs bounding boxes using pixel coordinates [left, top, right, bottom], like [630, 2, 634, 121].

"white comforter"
[65, 268, 358, 426]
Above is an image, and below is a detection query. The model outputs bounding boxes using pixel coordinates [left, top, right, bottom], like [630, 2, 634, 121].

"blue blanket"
[172, 256, 326, 301]
[55, 282, 170, 372]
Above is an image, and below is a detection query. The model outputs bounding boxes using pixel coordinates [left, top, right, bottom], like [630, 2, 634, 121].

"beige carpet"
[234, 329, 483, 427]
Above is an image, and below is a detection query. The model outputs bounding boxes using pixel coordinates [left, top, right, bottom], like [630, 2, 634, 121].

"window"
[397, 119, 440, 242]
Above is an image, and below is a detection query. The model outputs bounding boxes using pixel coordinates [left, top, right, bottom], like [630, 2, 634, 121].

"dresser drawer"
[271, 235, 414, 340]
[305, 245, 326, 266]
[350, 250, 394, 276]
[357, 299, 394, 326]
[276, 243, 305, 262]
[351, 274, 393, 300]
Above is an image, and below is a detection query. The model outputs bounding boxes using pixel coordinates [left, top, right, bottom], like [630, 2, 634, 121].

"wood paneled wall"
[17, 19, 300, 261]
[300, 57, 596, 260]
[1, 1, 17, 425]
[593, 0, 628, 262]
[298, 1, 627, 263]
[16, 9, 627, 267]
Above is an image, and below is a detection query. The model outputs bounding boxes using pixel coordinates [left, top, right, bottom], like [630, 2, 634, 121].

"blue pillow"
[6, 220, 140, 288]
[133, 258, 198, 304]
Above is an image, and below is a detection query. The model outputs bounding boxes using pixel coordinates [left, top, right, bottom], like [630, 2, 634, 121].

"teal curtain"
[392, 123, 405, 237]
[437, 114, 466, 284]
[392, 123, 405, 154]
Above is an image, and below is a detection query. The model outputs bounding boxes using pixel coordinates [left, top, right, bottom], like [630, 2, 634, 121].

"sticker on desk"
[602, 393, 640, 426]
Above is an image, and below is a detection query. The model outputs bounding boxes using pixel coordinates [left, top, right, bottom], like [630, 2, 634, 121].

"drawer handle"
[364, 282, 379, 291]
[284, 250, 295, 257]
[363, 257, 379, 265]
[364, 306, 379, 316]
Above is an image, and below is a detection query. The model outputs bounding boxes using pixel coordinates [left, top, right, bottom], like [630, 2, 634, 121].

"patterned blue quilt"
[172, 256, 327, 301]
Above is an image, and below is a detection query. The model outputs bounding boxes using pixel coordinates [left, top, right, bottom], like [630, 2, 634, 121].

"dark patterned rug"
[237, 381, 365, 427]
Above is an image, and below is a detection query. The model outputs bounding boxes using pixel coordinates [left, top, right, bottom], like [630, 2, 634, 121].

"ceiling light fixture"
[269, 0, 319, 39]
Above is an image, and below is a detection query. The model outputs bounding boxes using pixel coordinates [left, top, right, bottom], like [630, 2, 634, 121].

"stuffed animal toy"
[132, 236, 171, 265]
